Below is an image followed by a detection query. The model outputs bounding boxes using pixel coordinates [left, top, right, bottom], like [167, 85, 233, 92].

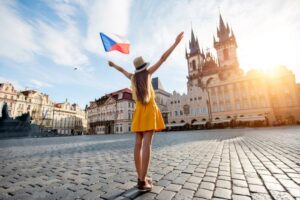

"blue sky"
[1, 0, 300, 108]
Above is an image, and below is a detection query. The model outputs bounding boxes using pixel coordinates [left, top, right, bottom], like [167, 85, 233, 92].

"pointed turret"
[189, 27, 200, 55]
[185, 46, 188, 59]
[231, 28, 236, 39]
[217, 13, 230, 42]
[226, 23, 230, 34]
[190, 28, 196, 44]
[214, 14, 239, 69]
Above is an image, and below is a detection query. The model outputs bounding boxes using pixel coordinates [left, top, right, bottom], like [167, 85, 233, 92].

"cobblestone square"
[0, 127, 300, 200]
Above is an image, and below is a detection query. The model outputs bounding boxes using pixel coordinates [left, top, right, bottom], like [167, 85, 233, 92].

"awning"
[192, 121, 206, 125]
[238, 116, 265, 121]
[166, 123, 185, 127]
[212, 119, 231, 124]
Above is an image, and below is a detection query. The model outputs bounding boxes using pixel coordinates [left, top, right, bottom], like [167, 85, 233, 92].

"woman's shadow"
[103, 186, 152, 200]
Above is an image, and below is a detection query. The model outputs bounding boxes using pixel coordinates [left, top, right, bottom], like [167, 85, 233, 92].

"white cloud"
[29, 79, 53, 89]
[36, 20, 89, 67]
[0, 1, 39, 62]
[0, 0, 90, 68]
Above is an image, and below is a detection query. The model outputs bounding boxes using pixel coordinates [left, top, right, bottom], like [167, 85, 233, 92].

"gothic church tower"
[214, 14, 239, 69]
[185, 28, 205, 91]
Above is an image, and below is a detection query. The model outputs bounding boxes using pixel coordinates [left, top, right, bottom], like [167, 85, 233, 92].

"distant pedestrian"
[108, 32, 184, 191]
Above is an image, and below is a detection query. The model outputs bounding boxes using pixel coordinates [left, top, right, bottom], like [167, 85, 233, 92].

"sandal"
[136, 177, 152, 187]
[137, 179, 152, 191]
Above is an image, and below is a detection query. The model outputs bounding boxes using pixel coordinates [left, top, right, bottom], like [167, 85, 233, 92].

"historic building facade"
[87, 88, 135, 134]
[167, 14, 300, 128]
[14, 90, 54, 129]
[0, 82, 87, 134]
[0, 83, 17, 117]
[53, 100, 87, 134]
[87, 78, 170, 134]
[152, 77, 171, 123]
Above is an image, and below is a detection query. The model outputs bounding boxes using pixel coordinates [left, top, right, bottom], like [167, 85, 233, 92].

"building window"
[212, 103, 218, 112]
[235, 100, 240, 110]
[223, 49, 229, 60]
[220, 103, 224, 112]
[180, 110, 183, 115]
[251, 98, 257, 108]
[192, 60, 196, 70]
[259, 97, 266, 107]
[286, 95, 293, 106]
[244, 100, 249, 109]
[226, 102, 232, 111]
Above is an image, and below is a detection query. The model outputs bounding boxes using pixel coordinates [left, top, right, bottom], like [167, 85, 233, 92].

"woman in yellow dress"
[108, 32, 184, 190]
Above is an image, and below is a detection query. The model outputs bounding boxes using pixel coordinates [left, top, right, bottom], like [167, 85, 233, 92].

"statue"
[1, 102, 10, 120]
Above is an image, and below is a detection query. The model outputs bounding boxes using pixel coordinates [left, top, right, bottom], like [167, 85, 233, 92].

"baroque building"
[0, 83, 17, 117]
[53, 100, 87, 134]
[167, 14, 300, 128]
[0, 82, 87, 134]
[87, 77, 170, 134]
[87, 88, 135, 134]
[14, 90, 54, 129]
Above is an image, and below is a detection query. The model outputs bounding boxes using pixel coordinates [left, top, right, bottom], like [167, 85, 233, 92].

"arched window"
[223, 49, 229, 60]
[192, 60, 196, 70]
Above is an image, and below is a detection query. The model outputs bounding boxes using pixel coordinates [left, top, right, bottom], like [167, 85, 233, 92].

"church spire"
[231, 28, 235, 38]
[214, 13, 239, 69]
[189, 27, 200, 55]
[217, 13, 230, 42]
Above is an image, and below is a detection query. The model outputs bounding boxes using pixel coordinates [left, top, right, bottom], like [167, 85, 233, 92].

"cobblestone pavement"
[0, 127, 300, 200]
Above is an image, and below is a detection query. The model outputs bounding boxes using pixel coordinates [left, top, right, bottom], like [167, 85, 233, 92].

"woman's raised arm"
[148, 32, 184, 75]
[108, 61, 133, 80]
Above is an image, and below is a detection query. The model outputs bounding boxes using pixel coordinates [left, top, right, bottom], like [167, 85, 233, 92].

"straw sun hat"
[133, 56, 150, 73]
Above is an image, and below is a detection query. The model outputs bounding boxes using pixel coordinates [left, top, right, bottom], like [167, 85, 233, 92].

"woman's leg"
[134, 133, 143, 180]
[140, 131, 154, 183]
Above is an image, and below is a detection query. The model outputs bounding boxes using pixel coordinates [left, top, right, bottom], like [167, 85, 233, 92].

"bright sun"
[239, 28, 297, 74]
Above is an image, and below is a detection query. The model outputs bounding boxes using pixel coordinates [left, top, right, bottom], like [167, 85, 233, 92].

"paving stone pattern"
[0, 127, 300, 200]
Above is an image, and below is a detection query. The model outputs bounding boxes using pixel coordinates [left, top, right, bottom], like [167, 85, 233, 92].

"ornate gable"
[104, 96, 116, 105]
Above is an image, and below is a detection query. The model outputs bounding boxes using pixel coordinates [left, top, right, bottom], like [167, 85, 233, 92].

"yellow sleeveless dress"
[130, 75, 165, 133]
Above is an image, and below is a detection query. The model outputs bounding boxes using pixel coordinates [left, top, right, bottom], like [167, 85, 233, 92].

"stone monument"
[0, 102, 39, 138]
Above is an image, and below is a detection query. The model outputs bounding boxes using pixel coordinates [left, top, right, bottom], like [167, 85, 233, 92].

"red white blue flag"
[99, 32, 130, 54]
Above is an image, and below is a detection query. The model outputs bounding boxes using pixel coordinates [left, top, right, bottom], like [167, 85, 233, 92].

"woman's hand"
[148, 31, 184, 75]
[108, 61, 115, 67]
[175, 32, 184, 45]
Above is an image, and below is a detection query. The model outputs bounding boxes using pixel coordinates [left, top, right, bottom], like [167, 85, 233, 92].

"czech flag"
[100, 32, 130, 54]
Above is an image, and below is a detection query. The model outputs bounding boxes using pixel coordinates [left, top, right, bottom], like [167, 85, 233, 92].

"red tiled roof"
[20, 90, 37, 96]
[54, 103, 62, 108]
[91, 88, 133, 107]
[110, 88, 132, 95]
